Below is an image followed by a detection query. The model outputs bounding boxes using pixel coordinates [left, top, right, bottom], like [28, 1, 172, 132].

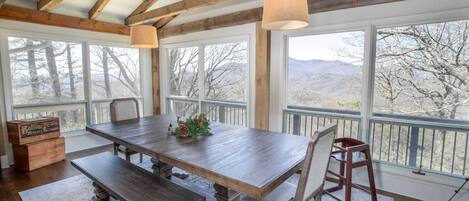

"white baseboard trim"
[1, 154, 9, 169]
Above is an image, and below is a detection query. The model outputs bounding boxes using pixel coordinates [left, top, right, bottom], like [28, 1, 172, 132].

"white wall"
[0, 20, 152, 168]
[270, 0, 469, 200]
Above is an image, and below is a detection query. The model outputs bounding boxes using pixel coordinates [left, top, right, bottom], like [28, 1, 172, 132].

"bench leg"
[151, 158, 173, 179]
[92, 182, 109, 201]
[214, 183, 229, 201]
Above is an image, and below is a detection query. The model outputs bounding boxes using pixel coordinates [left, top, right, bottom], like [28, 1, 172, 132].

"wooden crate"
[12, 137, 65, 171]
[7, 117, 60, 145]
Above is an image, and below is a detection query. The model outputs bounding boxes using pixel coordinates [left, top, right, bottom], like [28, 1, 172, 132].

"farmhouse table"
[86, 115, 309, 201]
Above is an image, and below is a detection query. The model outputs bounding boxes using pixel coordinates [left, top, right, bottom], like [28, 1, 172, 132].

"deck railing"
[283, 106, 361, 139]
[283, 107, 469, 178]
[167, 97, 248, 127]
[202, 100, 247, 127]
[13, 101, 87, 135]
[166, 97, 200, 117]
[370, 114, 469, 177]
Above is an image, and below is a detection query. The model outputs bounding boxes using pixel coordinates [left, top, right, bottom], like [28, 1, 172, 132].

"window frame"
[163, 37, 251, 118]
[279, 25, 371, 140]
[159, 24, 256, 127]
[269, 6, 469, 181]
[285, 29, 367, 113]
[275, 16, 469, 138]
[0, 29, 152, 137]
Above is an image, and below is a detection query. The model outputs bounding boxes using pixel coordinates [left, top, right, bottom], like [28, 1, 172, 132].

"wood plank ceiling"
[0, 0, 403, 36]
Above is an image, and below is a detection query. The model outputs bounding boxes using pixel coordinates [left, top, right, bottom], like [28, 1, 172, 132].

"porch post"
[254, 21, 271, 130]
[151, 48, 161, 115]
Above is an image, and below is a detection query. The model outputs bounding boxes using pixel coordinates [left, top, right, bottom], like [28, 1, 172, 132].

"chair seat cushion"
[241, 182, 296, 201]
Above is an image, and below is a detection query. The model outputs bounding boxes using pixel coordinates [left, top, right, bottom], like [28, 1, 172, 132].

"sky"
[288, 31, 364, 64]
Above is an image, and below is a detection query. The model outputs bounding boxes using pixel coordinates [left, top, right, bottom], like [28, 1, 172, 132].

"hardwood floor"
[0, 145, 112, 201]
[0, 144, 419, 201]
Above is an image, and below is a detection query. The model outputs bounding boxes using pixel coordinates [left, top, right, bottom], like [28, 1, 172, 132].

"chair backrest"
[294, 124, 337, 201]
[110, 98, 140, 122]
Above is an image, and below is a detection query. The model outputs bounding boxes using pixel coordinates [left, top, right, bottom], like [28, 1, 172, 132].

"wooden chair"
[242, 124, 337, 201]
[110, 98, 143, 163]
[325, 138, 377, 201]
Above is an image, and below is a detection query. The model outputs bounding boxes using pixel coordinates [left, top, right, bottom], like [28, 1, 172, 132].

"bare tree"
[376, 21, 469, 119]
[26, 39, 40, 98]
[101, 49, 112, 98]
[44, 41, 62, 100]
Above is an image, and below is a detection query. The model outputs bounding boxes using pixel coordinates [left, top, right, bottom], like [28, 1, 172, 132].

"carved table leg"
[214, 183, 229, 201]
[151, 158, 173, 179]
[92, 182, 109, 201]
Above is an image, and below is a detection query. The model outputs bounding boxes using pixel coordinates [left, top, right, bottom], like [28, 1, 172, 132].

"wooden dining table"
[86, 114, 309, 201]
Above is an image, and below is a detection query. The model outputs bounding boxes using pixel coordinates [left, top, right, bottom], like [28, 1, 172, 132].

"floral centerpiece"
[175, 114, 212, 138]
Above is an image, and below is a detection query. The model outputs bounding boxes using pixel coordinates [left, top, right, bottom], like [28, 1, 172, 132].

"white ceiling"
[5, 0, 263, 27]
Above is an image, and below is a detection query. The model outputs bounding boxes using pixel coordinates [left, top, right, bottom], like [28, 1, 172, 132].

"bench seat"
[71, 152, 205, 201]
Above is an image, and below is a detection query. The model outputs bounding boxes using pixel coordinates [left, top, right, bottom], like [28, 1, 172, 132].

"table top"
[86, 115, 309, 199]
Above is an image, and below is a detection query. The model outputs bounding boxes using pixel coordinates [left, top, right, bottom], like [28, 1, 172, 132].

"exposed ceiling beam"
[160, 0, 402, 38]
[89, 0, 111, 20]
[153, 15, 177, 29]
[37, 0, 63, 11]
[159, 8, 262, 38]
[308, 0, 402, 13]
[0, 4, 130, 35]
[126, 0, 223, 26]
[128, 0, 159, 17]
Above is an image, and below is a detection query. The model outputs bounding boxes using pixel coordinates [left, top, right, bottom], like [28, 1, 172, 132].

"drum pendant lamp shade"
[262, 0, 310, 31]
[130, 25, 158, 48]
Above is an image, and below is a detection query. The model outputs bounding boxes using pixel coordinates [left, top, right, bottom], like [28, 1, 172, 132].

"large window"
[288, 31, 365, 111]
[6, 36, 143, 135]
[374, 20, 469, 121]
[166, 41, 249, 126]
[283, 19, 469, 177]
[90, 45, 141, 124]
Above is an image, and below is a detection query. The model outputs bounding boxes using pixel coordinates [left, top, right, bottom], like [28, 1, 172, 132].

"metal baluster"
[441, 131, 446, 172]
[371, 122, 376, 158]
[464, 133, 468, 176]
[342, 119, 346, 138]
[349, 120, 353, 138]
[388, 124, 393, 162]
[309, 116, 313, 136]
[405, 126, 410, 166]
[379, 123, 385, 161]
[396, 126, 402, 164]
[316, 116, 320, 130]
[430, 129, 435, 169]
[451, 132, 458, 174]
[231, 107, 233, 125]
[303, 115, 308, 136]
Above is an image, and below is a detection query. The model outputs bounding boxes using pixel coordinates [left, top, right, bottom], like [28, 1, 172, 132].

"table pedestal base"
[151, 158, 173, 179]
[92, 182, 109, 201]
[214, 183, 229, 201]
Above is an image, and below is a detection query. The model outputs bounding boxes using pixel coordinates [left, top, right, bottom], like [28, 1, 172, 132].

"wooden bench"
[71, 152, 206, 201]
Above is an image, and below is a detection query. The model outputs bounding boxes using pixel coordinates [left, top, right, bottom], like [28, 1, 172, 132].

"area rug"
[19, 155, 393, 201]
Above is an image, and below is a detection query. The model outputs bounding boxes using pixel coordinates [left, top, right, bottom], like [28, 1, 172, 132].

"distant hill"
[288, 58, 361, 77]
[287, 58, 362, 108]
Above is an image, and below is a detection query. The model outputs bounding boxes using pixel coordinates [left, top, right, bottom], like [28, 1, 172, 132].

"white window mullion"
[360, 25, 377, 143]
[0, 35, 14, 122]
[198, 45, 205, 114]
[82, 42, 93, 125]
